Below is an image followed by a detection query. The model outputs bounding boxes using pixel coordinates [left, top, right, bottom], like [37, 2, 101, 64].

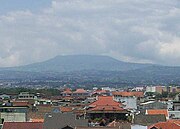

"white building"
[18, 92, 37, 100]
[146, 86, 156, 92]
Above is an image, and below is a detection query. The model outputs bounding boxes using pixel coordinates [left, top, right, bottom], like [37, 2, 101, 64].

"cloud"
[0, 0, 179, 67]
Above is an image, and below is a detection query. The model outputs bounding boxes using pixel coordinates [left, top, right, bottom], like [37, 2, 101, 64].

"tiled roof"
[148, 121, 180, 129]
[62, 88, 72, 94]
[88, 96, 124, 112]
[146, 109, 168, 117]
[74, 89, 87, 93]
[12, 101, 29, 106]
[168, 119, 180, 124]
[2, 122, 43, 129]
[88, 105, 124, 111]
[27, 105, 53, 120]
[60, 107, 73, 112]
[89, 96, 122, 107]
[43, 113, 88, 129]
[31, 119, 44, 122]
[112, 91, 144, 97]
[133, 114, 166, 126]
[107, 121, 131, 129]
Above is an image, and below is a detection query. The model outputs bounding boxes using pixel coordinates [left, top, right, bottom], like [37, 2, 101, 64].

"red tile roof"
[168, 119, 180, 125]
[62, 88, 72, 94]
[60, 107, 73, 112]
[74, 89, 87, 93]
[146, 109, 168, 117]
[88, 96, 124, 112]
[89, 96, 122, 107]
[148, 121, 180, 129]
[12, 101, 29, 106]
[2, 122, 43, 129]
[112, 91, 144, 97]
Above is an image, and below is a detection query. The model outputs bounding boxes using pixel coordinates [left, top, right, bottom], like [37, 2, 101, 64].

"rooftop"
[112, 91, 144, 97]
[146, 109, 168, 117]
[2, 122, 43, 129]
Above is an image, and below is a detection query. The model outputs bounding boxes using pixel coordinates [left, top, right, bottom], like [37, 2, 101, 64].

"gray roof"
[76, 127, 119, 129]
[133, 114, 166, 126]
[43, 113, 88, 129]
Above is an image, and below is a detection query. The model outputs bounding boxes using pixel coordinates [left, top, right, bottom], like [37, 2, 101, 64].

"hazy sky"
[0, 0, 180, 67]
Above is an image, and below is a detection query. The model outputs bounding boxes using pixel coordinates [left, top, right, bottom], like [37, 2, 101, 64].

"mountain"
[1, 55, 153, 73]
[0, 55, 180, 86]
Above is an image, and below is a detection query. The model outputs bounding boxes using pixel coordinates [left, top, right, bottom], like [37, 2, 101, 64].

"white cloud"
[0, 0, 179, 67]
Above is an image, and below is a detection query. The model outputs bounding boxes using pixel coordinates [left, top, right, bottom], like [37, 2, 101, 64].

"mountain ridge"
[0, 55, 154, 72]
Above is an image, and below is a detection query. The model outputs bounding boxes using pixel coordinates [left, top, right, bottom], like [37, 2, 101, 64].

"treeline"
[0, 88, 61, 96]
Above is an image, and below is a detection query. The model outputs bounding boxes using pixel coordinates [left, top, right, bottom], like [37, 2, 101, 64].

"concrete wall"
[114, 96, 137, 109]
[0, 113, 26, 122]
[169, 111, 180, 119]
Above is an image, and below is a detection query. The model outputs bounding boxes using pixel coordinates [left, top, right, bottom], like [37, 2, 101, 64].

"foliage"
[0, 88, 60, 96]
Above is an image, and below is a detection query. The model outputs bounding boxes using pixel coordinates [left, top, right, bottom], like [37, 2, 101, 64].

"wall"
[0, 113, 26, 122]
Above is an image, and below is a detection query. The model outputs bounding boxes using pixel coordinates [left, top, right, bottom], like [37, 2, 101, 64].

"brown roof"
[74, 89, 87, 93]
[88, 96, 125, 112]
[89, 96, 122, 107]
[12, 101, 29, 107]
[107, 121, 131, 129]
[148, 121, 180, 129]
[60, 107, 73, 112]
[27, 105, 53, 120]
[146, 109, 168, 117]
[134, 114, 166, 126]
[168, 119, 180, 125]
[62, 88, 72, 94]
[2, 122, 43, 129]
[112, 91, 144, 97]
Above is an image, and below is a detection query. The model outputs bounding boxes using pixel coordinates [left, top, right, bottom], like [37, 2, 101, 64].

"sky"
[0, 0, 180, 67]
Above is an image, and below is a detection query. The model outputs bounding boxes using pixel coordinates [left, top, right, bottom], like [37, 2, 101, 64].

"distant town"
[0, 84, 179, 129]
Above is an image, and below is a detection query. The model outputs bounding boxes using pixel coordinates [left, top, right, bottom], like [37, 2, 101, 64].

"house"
[43, 113, 88, 129]
[12, 101, 29, 107]
[61, 88, 72, 97]
[0, 105, 29, 122]
[2, 122, 43, 129]
[146, 109, 169, 119]
[27, 105, 53, 121]
[0, 94, 10, 100]
[107, 120, 131, 129]
[148, 120, 180, 129]
[173, 101, 180, 111]
[169, 111, 180, 119]
[112, 91, 144, 110]
[91, 89, 110, 97]
[60, 107, 73, 113]
[138, 101, 167, 110]
[35, 99, 52, 105]
[72, 89, 89, 97]
[18, 92, 36, 100]
[87, 96, 129, 122]
[133, 114, 166, 126]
